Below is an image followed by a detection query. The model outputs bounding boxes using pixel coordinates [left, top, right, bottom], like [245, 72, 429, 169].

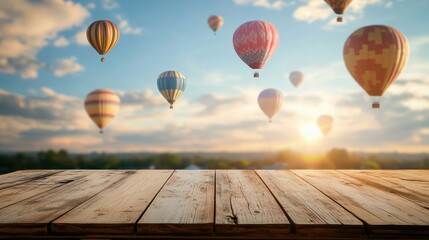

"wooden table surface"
[0, 170, 428, 239]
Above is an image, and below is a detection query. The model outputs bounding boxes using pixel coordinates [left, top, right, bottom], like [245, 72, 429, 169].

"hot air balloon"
[343, 25, 409, 108]
[324, 0, 353, 22]
[157, 70, 186, 109]
[233, 20, 279, 78]
[317, 115, 333, 136]
[258, 88, 283, 123]
[289, 71, 304, 88]
[208, 15, 223, 35]
[87, 20, 120, 62]
[84, 89, 120, 134]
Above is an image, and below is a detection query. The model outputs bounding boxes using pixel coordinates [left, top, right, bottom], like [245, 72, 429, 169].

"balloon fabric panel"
[87, 20, 120, 56]
[324, 0, 353, 14]
[84, 89, 120, 130]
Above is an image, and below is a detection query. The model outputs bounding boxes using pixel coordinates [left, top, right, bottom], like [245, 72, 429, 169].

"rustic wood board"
[137, 170, 215, 235]
[51, 170, 174, 234]
[215, 170, 290, 236]
[0, 170, 128, 234]
[257, 170, 364, 238]
[294, 170, 429, 236]
[0, 170, 88, 209]
[0, 170, 63, 190]
[340, 170, 429, 209]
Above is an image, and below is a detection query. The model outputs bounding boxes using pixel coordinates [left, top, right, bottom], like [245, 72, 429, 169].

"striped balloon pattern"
[343, 25, 409, 108]
[233, 20, 279, 77]
[258, 88, 283, 122]
[86, 20, 120, 62]
[84, 89, 120, 133]
[207, 15, 223, 34]
[157, 71, 186, 109]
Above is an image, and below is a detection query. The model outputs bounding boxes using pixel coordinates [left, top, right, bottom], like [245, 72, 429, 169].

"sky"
[0, 0, 429, 153]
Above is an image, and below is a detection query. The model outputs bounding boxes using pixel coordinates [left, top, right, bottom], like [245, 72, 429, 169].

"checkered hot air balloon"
[324, 0, 353, 22]
[87, 20, 120, 62]
[84, 89, 120, 133]
[157, 71, 186, 109]
[343, 25, 409, 109]
[233, 20, 279, 78]
[207, 15, 223, 35]
[258, 88, 283, 123]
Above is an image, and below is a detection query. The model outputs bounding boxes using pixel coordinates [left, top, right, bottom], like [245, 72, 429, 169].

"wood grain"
[0, 170, 62, 190]
[294, 170, 429, 236]
[137, 170, 215, 235]
[257, 170, 364, 238]
[51, 170, 173, 234]
[0, 170, 127, 234]
[216, 170, 289, 236]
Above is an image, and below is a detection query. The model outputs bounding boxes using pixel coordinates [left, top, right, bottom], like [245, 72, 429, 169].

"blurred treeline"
[1, 148, 428, 174]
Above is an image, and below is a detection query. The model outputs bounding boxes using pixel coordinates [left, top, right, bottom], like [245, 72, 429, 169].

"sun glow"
[299, 123, 322, 142]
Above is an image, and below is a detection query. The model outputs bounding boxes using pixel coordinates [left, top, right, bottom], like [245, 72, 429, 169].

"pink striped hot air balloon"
[84, 89, 120, 134]
[233, 20, 279, 78]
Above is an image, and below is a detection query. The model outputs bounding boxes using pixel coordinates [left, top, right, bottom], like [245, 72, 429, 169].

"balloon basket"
[372, 102, 380, 109]
[254, 72, 259, 78]
[101, 57, 105, 62]
[99, 129, 103, 134]
[337, 16, 343, 22]
[170, 104, 173, 109]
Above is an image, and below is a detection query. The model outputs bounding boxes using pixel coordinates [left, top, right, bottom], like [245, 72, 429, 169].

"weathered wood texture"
[0, 169, 427, 239]
[293, 170, 429, 236]
[257, 170, 364, 238]
[216, 170, 290, 236]
[137, 170, 215, 235]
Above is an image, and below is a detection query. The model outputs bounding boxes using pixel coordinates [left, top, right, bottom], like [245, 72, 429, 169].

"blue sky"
[1, 0, 429, 153]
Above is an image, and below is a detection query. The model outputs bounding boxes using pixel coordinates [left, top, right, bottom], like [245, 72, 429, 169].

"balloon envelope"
[84, 89, 120, 133]
[157, 70, 186, 109]
[324, 0, 353, 22]
[289, 71, 304, 88]
[87, 20, 120, 62]
[233, 20, 279, 76]
[208, 15, 223, 33]
[258, 88, 283, 122]
[317, 115, 333, 136]
[343, 25, 409, 107]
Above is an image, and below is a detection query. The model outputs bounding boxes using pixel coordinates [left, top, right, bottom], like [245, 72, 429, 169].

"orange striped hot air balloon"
[324, 0, 353, 22]
[84, 89, 120, 133]
[343, 25, 409, 109]
[207, 15, 223, 35]
[86, 20, 120, 62]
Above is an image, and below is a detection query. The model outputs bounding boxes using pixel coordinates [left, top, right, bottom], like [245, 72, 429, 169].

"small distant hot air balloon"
[87, 20, 120, 62]
[157, 70, 186, 109]
[233, 20, 279, 78]
[84, 89, 120, 134]
[317, 115, 333, 136]
[324, 0, 353, 22]
[208, 15, 223, 35]
[258, 88, 283, 123]
[289, 71, 304, 88]
[343, 25, 409, 109]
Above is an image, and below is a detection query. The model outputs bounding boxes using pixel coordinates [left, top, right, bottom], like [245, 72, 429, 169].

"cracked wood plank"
[137, 170, 214, 235]
[257, 170, 363, 238]
[0, 170, 127, 234]
[51, 170, 174, 234]
[215, 170, 290, 237]
[294, 170, 429, 237]
[0, 170, 63, 190]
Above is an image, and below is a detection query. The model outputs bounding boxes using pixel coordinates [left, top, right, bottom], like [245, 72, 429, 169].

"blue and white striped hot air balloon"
[157, 70, 186, 109]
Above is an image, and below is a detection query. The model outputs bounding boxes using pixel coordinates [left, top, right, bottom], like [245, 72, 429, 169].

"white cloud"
[0, 0, 89, 79]
[409, 36, 429, 54]
[87, 2, 96, 9]
[74, 29, 89, 46]
[117, 15, 142, 35]
[233, 0, 295, 10]
[53, 36, 69, 47]
[53, 57, 84, 77]
[102, 0, 119, 10]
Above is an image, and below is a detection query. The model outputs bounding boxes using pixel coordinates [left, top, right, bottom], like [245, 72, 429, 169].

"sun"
[299, 123, 322, 142]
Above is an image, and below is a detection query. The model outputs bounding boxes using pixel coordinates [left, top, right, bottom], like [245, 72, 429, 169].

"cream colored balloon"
[258, 88, 284, 122]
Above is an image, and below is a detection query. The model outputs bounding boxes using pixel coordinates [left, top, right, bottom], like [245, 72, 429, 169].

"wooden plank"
[51, 170, 174, 234]
[0, 170, 88, 209]
[137, 170, 214, 235]
[256, 170, 363, 238]
[0, 170, 128, 234]
[294, 170, 429, 236]
[215, 170, 290, 237]
[0, 170, 63, 190]
[340, 170, 429, 209]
